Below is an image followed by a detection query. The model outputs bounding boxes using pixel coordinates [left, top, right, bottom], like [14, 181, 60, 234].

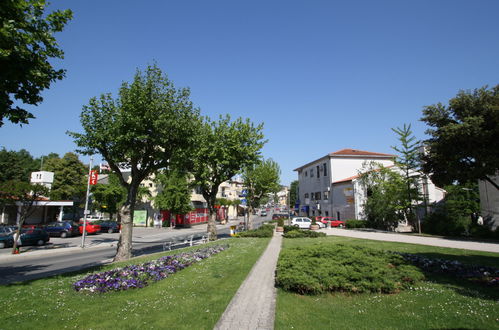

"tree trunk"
[113, 184, 138, 261]
[247, 205, 254, 230]
[207, 208, 217, 241]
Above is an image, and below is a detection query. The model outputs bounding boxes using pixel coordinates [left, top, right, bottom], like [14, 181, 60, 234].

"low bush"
[277, 218, 284, 227]
[276, 243, 424, 295]
[345, 219, 367, 229]
[237, 224, 274, 238]
[283, 225, 298, 233]
[283, 230, 326, 238]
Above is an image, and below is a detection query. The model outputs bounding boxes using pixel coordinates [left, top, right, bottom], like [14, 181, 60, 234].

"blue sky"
[1, 0, 498, 185]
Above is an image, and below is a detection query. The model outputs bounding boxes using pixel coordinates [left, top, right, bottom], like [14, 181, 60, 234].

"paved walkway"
[321, 228, 499, 253]
[214, 233, 282, 330]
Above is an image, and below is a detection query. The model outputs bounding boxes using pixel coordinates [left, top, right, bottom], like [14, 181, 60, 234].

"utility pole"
[81, 156, 93, 248]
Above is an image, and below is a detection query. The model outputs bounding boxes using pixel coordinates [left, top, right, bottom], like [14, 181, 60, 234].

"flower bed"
[73, 244, 229, 293]
[397, 252, 499, 286]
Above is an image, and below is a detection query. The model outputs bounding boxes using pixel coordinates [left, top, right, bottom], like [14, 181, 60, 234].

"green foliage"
[289, 180, 298, 207]
[283, 230, 326, 238]
[191, 114, 266, 238]
[359, 163, 407, 230]
[0, 148, 39, 183]
[345, 219, 367, 229]
[91, 173, 126, 216]
[154, 171, 193, 216]
[277, 218, 284, 227]
[421, 85, 499, 189]
[283, 225, 297, 233]
[236, 224, 274, 238]
[42, 152, 87, 200]
[424, 183, 480, 236]
[0, 0, 72, 126]
[243, 158, 281, 223]
[276, 244, 424, 295]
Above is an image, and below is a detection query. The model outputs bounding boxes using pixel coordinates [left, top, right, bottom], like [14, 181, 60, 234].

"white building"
[294, 148, 445, 222]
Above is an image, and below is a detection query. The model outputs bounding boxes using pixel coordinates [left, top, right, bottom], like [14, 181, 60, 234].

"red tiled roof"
[329, 149, 396, 157]
[332, 165, 395, 184]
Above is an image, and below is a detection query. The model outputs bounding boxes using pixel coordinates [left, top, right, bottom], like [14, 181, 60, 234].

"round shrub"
[276, 244, 424, 295]
[345, 219, 367, 229]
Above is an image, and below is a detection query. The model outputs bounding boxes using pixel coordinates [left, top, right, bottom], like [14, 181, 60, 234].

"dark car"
[44, 221, 80, 238]
[97, 221, 120, 233]
[272, 213, 288, 220]
[0, 228, 50, 249]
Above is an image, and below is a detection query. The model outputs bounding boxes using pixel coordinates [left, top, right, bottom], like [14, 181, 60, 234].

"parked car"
[79, 221, 101, 235]
[0, 228, 50, 249]
[272, 213, 288, 220]
[44, 221, 80, 238]
[0, 226, 16, 236]
[319, 217, 346, 228]
[96, 221, 120, 233]
[291, 217, 313, 229]
[260, 211, 267, 217]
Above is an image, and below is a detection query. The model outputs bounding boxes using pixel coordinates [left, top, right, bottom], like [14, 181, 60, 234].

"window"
[315, 192, 321, 200]
[325, 211, 329, 216]
[316, 165, 320, 178]
[337, 212, 341, 220]
[304, 193, 309, 199]
[323, 163, 327, 176]
[310, 169, 314, 177]
[323, 191, 329, 200]
[304, 171, 308, 177]
[310, 193, 314, 200]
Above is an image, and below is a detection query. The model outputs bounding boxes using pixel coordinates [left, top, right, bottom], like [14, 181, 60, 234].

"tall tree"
[153, 171, 193, 227]
[391, 123, 422, 231]
[243, 158, 281, 229]
[42, 152, 87, 200]
[191, 115, 265, 240]
[0, 0, 72, 126]
[68, 64, 201, 261]
[421, 85, 499, 190]
[0, 148, 39, 183]
[0, 180, 48, 254]
[289, 180, 298, 209]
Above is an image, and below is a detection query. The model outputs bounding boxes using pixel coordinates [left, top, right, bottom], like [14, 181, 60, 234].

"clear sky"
[1, 0, 498, 185]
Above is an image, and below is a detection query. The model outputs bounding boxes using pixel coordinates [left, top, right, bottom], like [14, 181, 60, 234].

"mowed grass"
[275, 236, 499, 330]
[0, 238, 270, 330]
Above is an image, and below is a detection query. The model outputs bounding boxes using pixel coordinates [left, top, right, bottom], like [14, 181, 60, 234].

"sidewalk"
[321, 228, 499, 253]
[215, 232, 282, 330]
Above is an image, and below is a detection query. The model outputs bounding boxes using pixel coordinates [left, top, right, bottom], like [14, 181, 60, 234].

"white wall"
[330, 158, 394, 183]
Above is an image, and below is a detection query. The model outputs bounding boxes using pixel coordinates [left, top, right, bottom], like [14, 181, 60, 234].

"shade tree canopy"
[421, 85, 499, 190]
[0, 0, 72, 126]
[68, 64, 201, 261]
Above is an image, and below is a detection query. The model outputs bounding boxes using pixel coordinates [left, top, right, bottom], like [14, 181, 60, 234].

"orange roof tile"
[329, 149, 396, 157]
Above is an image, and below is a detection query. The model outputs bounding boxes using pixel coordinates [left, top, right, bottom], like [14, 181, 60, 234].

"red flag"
[89, 170, 99, 185]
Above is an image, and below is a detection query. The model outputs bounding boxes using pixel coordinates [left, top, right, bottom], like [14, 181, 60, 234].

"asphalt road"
[0, 216, 269, 285]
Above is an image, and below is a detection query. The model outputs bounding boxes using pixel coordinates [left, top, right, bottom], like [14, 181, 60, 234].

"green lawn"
[0, 238, 270, 330]
[275, 236, 499, 330]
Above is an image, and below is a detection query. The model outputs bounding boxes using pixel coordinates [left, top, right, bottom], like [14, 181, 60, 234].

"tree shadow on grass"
[406, 251, 499, 301]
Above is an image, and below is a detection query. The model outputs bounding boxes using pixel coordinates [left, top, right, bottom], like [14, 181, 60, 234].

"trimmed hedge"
[283, 230, 326, 238]
[345, 219, 367, 229]
[237, 224, 274, 238]
[276, 243, 424, 294]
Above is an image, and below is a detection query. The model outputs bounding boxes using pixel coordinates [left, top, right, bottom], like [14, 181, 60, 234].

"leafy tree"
[359, 162, 406, 230]
[68, 64, 201, 261]
[42, 152, 87, 201]
[0, 148, 39, 183]
[391, 123, 423, 231]
[289, 180, 298, 209]
[0, 180, 48, 254]
[91, 173, 126, 220]
[421, 85, 499, 190]
[153, 171, 193, 226]
[191, 115, 265, 240]
[243, 158, 281, 229]
[424, 182, 480, 236]
[0, 0, 72, 126]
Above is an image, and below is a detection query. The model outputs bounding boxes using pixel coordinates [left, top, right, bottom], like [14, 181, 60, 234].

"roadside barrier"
[162, 234, 209, 251]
